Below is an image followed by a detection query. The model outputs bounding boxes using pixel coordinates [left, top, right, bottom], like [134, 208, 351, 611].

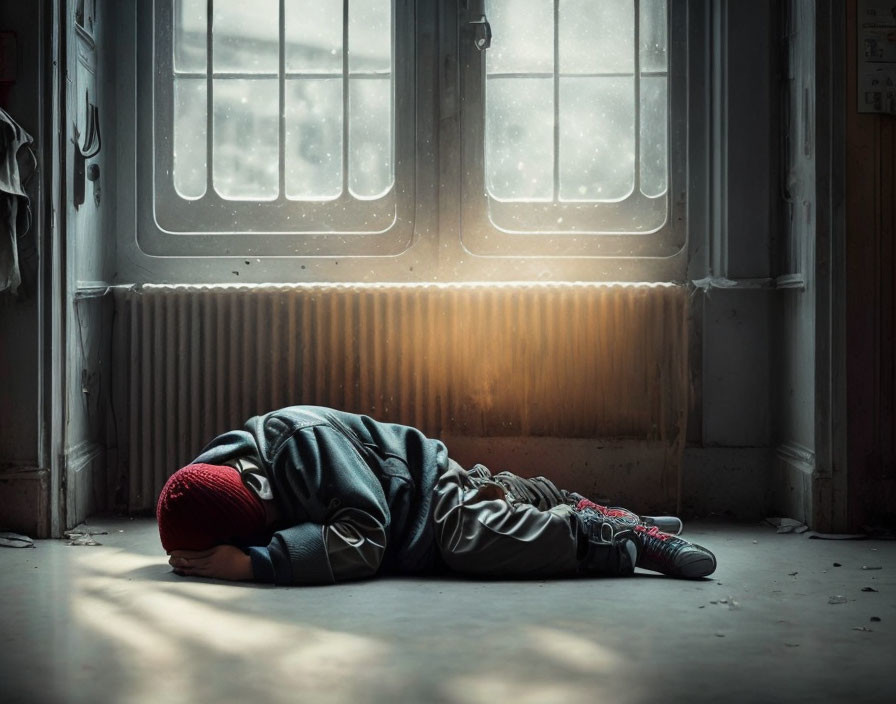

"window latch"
[468, 15, 492, 51]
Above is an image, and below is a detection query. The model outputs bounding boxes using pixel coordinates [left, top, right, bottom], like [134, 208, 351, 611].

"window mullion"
[552, 0, 560, 202]
[278, 0, 285, 198]
[634, 0, 642, 189]
[206, 0, 214, 196]
[342, 0, 349, 195]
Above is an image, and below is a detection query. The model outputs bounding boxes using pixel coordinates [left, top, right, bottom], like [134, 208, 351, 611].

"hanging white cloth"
[0, 107, 36, 295]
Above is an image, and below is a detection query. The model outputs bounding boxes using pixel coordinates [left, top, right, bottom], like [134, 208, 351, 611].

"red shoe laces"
[575, 498, 635, 519]
[634, 524, 672, 542]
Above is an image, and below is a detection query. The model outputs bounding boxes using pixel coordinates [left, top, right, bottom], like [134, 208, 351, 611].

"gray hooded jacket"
[192, 406, 449, 585]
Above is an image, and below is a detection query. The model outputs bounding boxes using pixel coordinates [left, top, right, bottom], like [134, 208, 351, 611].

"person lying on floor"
[157, 405, 716, 584]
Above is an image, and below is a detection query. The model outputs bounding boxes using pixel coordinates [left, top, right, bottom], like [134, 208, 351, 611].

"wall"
[773, 0, 820, 525]
[0, 0, 117, 536]
[0, 1, 49, 536]
[62, 0, 116, 527]
[682, 1, 777, 520]
[769, 0, 848, 531]
[846, 0, 896, 528]
[1, 0, 851, 533]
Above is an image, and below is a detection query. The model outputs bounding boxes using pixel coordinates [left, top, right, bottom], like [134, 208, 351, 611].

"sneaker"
[642, 515, 684, 535]
[576, 508, 639, 577]
[633, 525, 716, 579]
[573, 497, 684, 535]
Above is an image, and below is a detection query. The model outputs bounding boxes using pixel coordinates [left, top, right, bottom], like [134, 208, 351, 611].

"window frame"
[112, 0, 703, 284]
[136, 0, 417, 258]
[457, 0, 688, 259]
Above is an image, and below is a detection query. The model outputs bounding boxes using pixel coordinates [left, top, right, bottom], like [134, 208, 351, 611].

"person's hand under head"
[157, 463, 271, 581]
[168, 544, 253, 581]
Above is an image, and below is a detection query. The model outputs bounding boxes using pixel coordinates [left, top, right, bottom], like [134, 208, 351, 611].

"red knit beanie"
[156, 463, 267, 552]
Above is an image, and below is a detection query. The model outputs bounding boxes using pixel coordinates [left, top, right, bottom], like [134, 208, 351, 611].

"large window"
[169, 0, 393, 203]
[121, 0, 692, 280]
[460, 0, 685, 258]
[139, 0, 415, 257]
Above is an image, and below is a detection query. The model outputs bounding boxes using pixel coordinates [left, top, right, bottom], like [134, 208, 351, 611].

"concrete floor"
[1, 518, 894, 704]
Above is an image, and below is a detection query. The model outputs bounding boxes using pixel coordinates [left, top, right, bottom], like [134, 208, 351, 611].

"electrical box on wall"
[857, 0, 896, 114]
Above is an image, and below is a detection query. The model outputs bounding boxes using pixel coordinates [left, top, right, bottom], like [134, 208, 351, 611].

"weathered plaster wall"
[846, 0, 896, 528]
[0, 1, 49, 536]
[773, 0, 819, 526]
[63, 0, 116, 527]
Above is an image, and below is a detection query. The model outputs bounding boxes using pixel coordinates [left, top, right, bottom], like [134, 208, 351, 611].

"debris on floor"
[765, 517, 809, 534]
[871, 616, 882, 622]
[0, 532, 34, 548]
[806, 531, 867, 540]
[852, 626, 873, 632]
[707, 597, 741, 610]
[63, 525, 108, 546]
[828, 595, 848, 605]
[861, 587, 879, 592]
[861, 565, 882, 570]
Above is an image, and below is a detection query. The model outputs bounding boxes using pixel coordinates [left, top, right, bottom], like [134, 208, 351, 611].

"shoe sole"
[675, 546, 717, 579]
[637, 544, 717, 579]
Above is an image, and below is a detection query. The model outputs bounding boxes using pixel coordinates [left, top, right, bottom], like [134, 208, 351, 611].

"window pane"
[285, 0, 342, 73]
[349, 1, 391, 73]
[559, 77, 634, 201]
[486, 77, 553, 201]
[640, 0, 668, 73]
[213, 0, 278, 74]
[349, 78, 393, 198]
[285, 78, 343, 199]
[212, 79, 279, 200]
[173, 78, 207, 198]
[559, 0, 634, 74]
[174, 0, 206, 73]
[639, 76, 667, 197]
[486, 0, 553, 74]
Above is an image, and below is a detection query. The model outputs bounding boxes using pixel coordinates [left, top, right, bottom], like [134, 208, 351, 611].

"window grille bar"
[342, 0, 349, 195]
[303, 71, 390, 79]
[278, 0, 285, 197]
[205, 0, 214, 195]
[552, 0, 560, 200]
[390, 0, 396, 185]
[486, 71, 668, 80]
[174, 71, 393, 80]
[633, 0, 642, 188]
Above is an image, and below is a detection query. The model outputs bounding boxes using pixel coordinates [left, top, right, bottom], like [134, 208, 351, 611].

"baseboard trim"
[441, 436, 680, 515]
[774, 440, 817, 527]
[65, 441, 106, 531]
[0, 467, 51, 538]
[681, 447, 773, 519]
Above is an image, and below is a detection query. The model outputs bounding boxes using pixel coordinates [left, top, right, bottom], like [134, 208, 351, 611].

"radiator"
[112, 283, 688, 512]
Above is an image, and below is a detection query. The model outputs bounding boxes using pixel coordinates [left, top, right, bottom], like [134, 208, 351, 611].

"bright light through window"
[170, 0, 394, 203]
[484, 0, 668, 205]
